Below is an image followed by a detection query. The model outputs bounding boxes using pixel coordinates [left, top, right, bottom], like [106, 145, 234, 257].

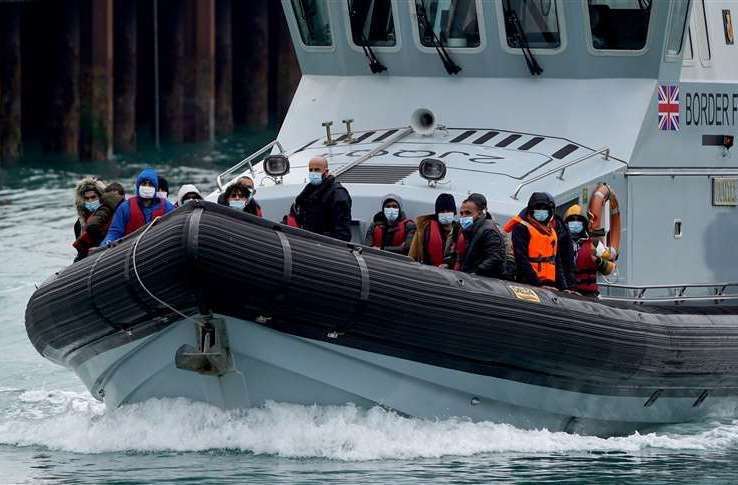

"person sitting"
[293, 156, 352, 241]
[364, 194, 416, 255]
[176, 184, 203, 207]
[219, 177, 263, 216]
[503, 192, 564, 288]
[157, 176, 169, 200]
[409, 193, 462, 267]
[563, 204, 616, 297]
[101, 168, 174, 245]
[73, 177, 106, 260]
[453, 193, 507, 278]
[73, 183, 126, 261]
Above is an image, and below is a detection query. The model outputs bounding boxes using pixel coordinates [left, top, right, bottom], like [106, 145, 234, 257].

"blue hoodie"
[101, 168, 174, 245]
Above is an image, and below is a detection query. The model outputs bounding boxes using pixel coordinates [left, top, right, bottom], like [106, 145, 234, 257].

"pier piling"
[114, 0, 137, 153]
[0, 3, 23, 163]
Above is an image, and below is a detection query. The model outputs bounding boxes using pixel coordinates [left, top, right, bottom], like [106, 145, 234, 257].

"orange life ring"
[588, 183, 621, 254]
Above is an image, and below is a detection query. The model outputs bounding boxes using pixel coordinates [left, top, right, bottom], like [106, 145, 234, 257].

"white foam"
[1, 392, 738, 459]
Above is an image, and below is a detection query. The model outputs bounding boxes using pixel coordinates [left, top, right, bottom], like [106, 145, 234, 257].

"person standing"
[563, 204, 616, 296]
[364, 194, 416, 255]
[102, 168, 174, 245]
[293, 156, 352, 241]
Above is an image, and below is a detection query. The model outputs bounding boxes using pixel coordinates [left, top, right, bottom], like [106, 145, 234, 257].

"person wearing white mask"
[101, 168, 174, 246]
[364, 194, 416, 255]
[219, 176, 263, 216]
[292, 156, 352, 241]
[409, 193, 463, 267]
[453, 194, 507, 277]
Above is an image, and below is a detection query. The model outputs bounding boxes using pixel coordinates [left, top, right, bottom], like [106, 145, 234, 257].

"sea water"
[2, 136, 738, 484]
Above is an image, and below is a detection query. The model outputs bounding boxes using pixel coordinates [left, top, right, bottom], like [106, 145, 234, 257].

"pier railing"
[599, 281, 738, 305]
[511, 147, 620, 200]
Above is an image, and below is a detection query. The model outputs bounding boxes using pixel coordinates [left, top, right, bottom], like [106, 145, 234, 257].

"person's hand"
[438, 264, 448, 269]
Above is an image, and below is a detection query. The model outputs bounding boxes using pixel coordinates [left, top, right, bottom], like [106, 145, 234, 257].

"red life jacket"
[574, 238, 599, 293]
[371, 219, 411, 249]
[124, 197, 167, 236]
[284, 213, 300, 228]
[425, 220, 446, 266]
[453, 232, 467, 271]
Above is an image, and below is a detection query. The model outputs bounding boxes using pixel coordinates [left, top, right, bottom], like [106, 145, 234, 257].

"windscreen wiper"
[348, 1, 388, 74]
[503, 0, 543, 76]
[414, 0, 461, 75]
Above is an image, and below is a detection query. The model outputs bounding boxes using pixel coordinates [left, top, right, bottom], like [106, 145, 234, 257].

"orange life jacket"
[504, 214, 558, 284]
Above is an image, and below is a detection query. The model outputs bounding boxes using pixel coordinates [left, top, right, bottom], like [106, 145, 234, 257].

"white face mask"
[139, 186, 156, 199]
[156, 191, 167, 200]
[383, 207, 400, 222]
[438, 212, 455, 225]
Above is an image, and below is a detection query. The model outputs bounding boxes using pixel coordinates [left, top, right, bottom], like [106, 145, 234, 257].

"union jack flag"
[658, 85, 680, 131]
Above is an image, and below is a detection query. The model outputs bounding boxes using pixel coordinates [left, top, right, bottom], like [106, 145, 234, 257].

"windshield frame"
[582, 0, 657, 57]
[664, 0, 692, 62]
[342, 0, 403, 54]
[408, 0, 487, 55]
[287, 0, 336, 52]
[495, 0, 568, 56]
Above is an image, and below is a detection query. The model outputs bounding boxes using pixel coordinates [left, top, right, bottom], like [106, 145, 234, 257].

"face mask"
[139, 186, 156, 199]
[156, 191, 167, 200]
[533, 209, 550, 223]
[438, 212, 455, 225]
[229, 199, 246, 210]
[567, 221, 584, 234]
[384, 207, 399, 222]
[84, 200, 100, 212]
[459, 216, 474, 230]
[308, 172, 323, 185]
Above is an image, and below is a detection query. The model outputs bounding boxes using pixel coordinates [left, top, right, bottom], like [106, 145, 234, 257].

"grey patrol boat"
[25, 0, 738, 436]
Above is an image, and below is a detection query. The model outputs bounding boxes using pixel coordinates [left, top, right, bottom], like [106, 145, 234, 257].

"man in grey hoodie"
[364, 194, 417, 255]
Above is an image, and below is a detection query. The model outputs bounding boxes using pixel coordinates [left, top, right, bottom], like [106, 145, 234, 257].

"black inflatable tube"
[24, 201, 738, 400]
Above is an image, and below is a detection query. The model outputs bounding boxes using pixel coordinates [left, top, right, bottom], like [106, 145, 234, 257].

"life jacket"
[246, 200, 263, 217]
[425, 219, 447, 266]
[504, 214, 558, 284]
[372, 218, 411, 249]
[574, 238, 599, 294]
[124, 197, 167, 236]
[453, 231, 467, 271]
[284, 213, 300, 228]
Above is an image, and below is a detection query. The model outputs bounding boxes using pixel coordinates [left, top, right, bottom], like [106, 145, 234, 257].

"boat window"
[685, 27, 694, 60]
[588, 0, 652, 51]
[699, 0, 711, 61]
[416, 0, 481, 48]
[348, 0, 397, 47]
[291, 0, 333, 46]
[503, 0, 561, 49]
[665, 0, 691, 57]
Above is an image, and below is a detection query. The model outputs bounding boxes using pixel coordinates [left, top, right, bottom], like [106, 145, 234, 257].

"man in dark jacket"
[74, 183, 126, 261]
[455, 194, 507, 277]
[364, 193, 416, 255]
[294, 156, 352, 241]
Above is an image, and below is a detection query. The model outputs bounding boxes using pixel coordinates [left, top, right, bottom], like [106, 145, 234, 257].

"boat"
[26, 0, 738, 436]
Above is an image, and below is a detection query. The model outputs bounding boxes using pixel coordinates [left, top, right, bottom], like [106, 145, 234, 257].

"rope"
[131, 216, 201, 326]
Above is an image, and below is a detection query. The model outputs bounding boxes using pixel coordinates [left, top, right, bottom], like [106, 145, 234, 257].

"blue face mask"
[308, 172, 323, 185]
[229, 199, 246, 210]
[533, 209, 550, 223]
[84, 200, 100, 212]
[383, 207, 399, 222]
[567, 221, 584, 234]
[438, 212, 455, 225]
[459, 216, 474, 230]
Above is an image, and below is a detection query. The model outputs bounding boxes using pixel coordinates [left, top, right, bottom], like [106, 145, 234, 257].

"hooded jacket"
[101, 168, 174, 245]
[294, 175, 352, 241]
[363, 194, 417, 255]
[73, 177, 106, 239]
[73, 189, 125, 261]
[456, 212, 507, 277]
[176, 184, 202, 206]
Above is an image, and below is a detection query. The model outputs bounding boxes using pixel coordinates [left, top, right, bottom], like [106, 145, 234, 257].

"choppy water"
[3, 135, 738, 483]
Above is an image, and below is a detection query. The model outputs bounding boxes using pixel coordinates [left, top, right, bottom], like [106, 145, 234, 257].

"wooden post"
[233, 0, 269, 129]
[193, 0, 215, 142]
[161, 0, 185, 143]
[114, 0, 137, 153]
[0, 3, 22, 163]
[47, 0, 80, 158]
[88, 0, 114, 160]
[215, 0, 233, 136]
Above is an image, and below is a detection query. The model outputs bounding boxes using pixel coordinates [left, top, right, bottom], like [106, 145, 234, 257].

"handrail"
[216, 140, 285, 190]
[599, 294, 738, 304]
[511, 147, 616, 200]
[600, 281, 738, 290]
[598, 281, 738, 305]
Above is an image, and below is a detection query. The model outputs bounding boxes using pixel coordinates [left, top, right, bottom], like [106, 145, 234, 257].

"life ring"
[588, 183, 621, 254]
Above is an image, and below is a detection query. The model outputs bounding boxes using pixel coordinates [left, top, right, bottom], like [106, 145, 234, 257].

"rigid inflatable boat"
[25, 202, 738, 436]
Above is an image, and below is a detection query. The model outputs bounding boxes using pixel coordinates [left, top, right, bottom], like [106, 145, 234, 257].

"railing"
[598, 281, 738, 305]
[216, 140, 285, 190]
[510, 147, 617, 200]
